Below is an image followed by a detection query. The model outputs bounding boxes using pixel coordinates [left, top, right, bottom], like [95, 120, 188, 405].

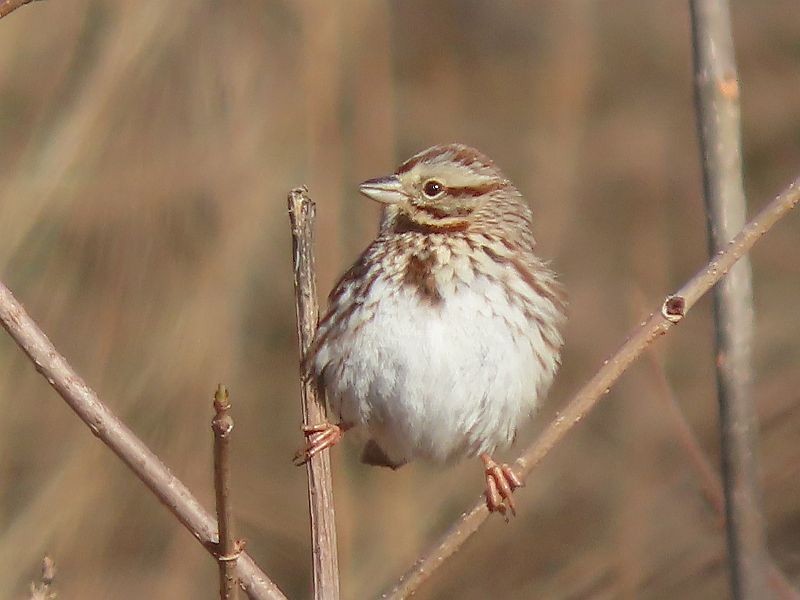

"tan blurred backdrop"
[1, 1, 799, 598]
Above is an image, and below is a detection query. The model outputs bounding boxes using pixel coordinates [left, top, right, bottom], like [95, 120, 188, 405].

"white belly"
[313, 275, 557, 465]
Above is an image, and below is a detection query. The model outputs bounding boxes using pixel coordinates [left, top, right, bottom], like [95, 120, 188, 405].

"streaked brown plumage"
[297, 144, 565, 516]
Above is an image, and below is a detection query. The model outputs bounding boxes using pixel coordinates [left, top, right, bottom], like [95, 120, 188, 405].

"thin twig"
[645, 351, 799, 599]
[646, 349, 726, 517]
[689, 1, 766, 597]
[0, 0, 38, 19]
[0, 285, 286, 600]
[212, 384, 239, 600]
[288, 186, 340, 600]
[382, 176, 800, 599]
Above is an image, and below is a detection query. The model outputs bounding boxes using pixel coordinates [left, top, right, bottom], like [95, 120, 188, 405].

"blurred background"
[0, 1, 798, 598]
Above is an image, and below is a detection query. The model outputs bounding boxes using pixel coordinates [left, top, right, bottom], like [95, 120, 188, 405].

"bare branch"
[689, 1, 767, 597]
[0, 0, 38, 19]
[212, 384, 240, 600]
[647, 349, 726, 516]
[0, 285, 286, 600]
[288, 186, 340, 600]
[645, 352, 799, 599]
[382, 176, 800, 599]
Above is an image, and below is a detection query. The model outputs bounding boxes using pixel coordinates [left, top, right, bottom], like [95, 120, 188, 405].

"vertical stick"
[288, 187, 340, 600]
[212, 384, 239, 600]
[689, 1, 767, 598]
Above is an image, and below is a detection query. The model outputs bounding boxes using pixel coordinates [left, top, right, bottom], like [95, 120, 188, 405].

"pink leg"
[293, 422, 350, 465]
[481, 453, 524, 519]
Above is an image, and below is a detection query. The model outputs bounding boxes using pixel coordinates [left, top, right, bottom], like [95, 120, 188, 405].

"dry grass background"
[0, 1, 799, 598]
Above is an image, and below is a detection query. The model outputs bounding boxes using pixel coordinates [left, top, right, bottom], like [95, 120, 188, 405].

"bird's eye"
[422, 180, 444, 198]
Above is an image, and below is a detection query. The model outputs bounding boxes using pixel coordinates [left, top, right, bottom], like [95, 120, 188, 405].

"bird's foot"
[293, 422, 347, 466]
[481, 453, 524, 519]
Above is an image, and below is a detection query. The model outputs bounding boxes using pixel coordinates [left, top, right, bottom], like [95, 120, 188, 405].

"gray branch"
[0, 283, 286, 600]
[212, 384, 240, 600]
[690, 1, 767, 597]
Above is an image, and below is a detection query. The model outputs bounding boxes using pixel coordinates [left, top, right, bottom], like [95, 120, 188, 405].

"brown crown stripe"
[449, 146, 498, 172]
[396, 144, 496, 175]
[445, 181, 509, 198]
[397, 147, 442, 174]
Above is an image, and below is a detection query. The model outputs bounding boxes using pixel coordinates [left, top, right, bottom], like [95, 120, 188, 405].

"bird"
[295, 143, 565, 516]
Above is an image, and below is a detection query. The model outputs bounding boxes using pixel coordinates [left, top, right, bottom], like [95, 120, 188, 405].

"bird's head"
[359, 144, 523, 233]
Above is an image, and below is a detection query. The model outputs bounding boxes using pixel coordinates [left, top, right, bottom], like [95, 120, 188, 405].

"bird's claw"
[482, 454, 524, 520]
[293, 422, 344, 465]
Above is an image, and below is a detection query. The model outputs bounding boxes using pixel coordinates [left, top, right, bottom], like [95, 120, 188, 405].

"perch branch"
[690, 1, 767, 597]
[382, 176, 800, 599]
[288, 186, 340, 600]
[0, 284, 286, 600]
[212, 384, 240, 600]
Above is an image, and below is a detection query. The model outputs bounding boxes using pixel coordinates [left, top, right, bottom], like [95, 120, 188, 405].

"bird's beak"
[359, 175, 406, 205]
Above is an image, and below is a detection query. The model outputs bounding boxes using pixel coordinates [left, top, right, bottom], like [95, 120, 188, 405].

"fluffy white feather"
[313, 272, 559, 466]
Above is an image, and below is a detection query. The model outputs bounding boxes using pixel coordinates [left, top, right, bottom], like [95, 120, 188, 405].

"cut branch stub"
[661, 295, 686, 323]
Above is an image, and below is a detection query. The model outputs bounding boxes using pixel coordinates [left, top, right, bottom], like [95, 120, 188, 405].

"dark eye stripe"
[417, 205, 454, 218]
[444, 181, 508, 198]
[418, 204, 473, 218]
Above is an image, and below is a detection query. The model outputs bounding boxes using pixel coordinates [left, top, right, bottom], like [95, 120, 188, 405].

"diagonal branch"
[0, 0, 39, 19]
[689, 1, 766, 597]
[288, 187, 340, 600]
[0, 285, 287, 600]
[382, 176, 800, 599]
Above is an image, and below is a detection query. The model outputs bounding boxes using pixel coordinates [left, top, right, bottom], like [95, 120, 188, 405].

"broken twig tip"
[661, 295, 686, 323]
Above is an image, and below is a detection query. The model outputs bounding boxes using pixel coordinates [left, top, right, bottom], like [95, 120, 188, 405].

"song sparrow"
[296, 143, 565, 516]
